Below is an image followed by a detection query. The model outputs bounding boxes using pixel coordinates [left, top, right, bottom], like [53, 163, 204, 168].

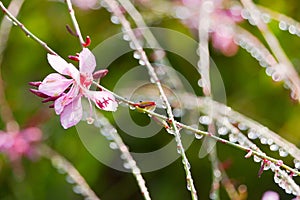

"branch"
[101, 0, 198, 198]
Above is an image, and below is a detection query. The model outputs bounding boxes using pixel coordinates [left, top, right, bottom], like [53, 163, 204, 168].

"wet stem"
[102, 0, 198, 199]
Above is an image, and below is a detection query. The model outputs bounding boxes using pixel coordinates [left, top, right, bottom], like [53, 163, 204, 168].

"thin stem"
[95, 82, 300, 177]
[64, 0, 85, 47]
[240, 0, 300, 101]
[0, 0, 25, 132]
[0, 1, 56, 55]
[198, 1, 221, 199]
[39, 145, 100, 200]
[92, 112, 151, 200]
[102, 0, 198, 199]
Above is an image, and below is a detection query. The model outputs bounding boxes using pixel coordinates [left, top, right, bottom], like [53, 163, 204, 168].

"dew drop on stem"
[109, 142, 118, 150]
[194, 133, 203, 140]
[279, 148, 288, 157]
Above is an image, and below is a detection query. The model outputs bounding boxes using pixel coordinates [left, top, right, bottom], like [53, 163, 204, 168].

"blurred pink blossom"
[261, 191, 280, 200]
[176, 0, 243, 56]
[0, 127, 42, 162]
[30, 48, 118, 129]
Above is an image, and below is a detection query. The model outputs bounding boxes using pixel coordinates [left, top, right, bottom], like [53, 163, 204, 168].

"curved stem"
[39, 144, 100, 200]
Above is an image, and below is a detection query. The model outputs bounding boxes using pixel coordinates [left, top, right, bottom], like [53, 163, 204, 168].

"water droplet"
[197, 79, 203, 87]
[194, 133, 203, 140]
[289, 25, 297, 34]
[263, 163, 270, 171]
[177, 145, 181, 154]
[266, 67, 275, 76]
[294, 160, 300, 169]
[123, 162, 131, 169]
[129, 41, 136, 50]
[229, 133, 238, 143]
[213, 169, 221, 178]
[270, 144, 279, 151]
[247, 130, 258, 139]
[272, 73, 282, 82]
[110, 15, 120, 24]
[253, 155, 261, 163]
[109, 142, 118, 150]
[73, 185, 83, 194]
[260, 137, 268, 144]
[139, 59, 146, 66]
[66, 175, 75, 184]
[267, 139, 273, 145]
[238, 123, 247, 131]
[199, 115, 212, 125]
[187, 183, 191, 191]
[182, 159, 191, 169]
[261, 13, 271, 23]
[274, 174, 281, 183]
[279, 148, 288, 157]
[86, 117, 94, 124]
[290, 90, 299, 100]
[129, 105, 136, 110]
[123, 34, 130, 41]
[279, 21, 288, 30]
[133, 51, 141, 59]
[218, 126, 229, 135]
[241, 9, 250, 19]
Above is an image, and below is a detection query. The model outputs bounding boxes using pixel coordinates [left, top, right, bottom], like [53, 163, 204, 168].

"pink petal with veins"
[60, 95, 83, 129]
[91, 91, 118, 111]
[79, 48, 96, 74]
[54, 85, 79, 115]
[39, 73, 73, 97]
[47, 54, 79, 78]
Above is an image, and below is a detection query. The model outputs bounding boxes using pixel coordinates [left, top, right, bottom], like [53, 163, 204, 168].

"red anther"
[83, 36, 91, 47]
[29, 81, 42, 87]
[68, 55, 79, 61]
[29, 89, 49, 98]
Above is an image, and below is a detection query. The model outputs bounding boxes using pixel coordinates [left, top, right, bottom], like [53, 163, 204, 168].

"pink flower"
[176, 0, 243, 56]
[0, 127, 42, 162]
[261, 191, 279, 200]
[30, 48, 118, 129]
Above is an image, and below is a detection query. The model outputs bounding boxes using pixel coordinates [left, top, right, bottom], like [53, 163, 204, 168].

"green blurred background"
[1, 0, 300, 199]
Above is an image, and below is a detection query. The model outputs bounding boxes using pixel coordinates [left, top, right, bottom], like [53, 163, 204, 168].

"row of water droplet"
[196, 115, 300, 170]
[51, 156, 95, 200]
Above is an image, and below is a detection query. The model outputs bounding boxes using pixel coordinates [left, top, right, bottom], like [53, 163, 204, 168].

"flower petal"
[47, 54, 79, 78]
[91, 91, 118, 111]
[79, 48, 96, 74]
[54, 85, 79, 115]
[38, 73, 73, 97]
[60, 96, 83, 129]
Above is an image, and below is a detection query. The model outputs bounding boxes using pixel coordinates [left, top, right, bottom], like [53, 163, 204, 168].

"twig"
[0, 0, 25, 132]
[95, 82, 300, 179]
[102, 0, 198, 199]
[39, 144, 100, 200]
[64, 0, 85, 47]
[198, 1, 222, 199]
[0, 1, 56, 55]
[240, 0, 300, 101]
[91, 111, 151, 200]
